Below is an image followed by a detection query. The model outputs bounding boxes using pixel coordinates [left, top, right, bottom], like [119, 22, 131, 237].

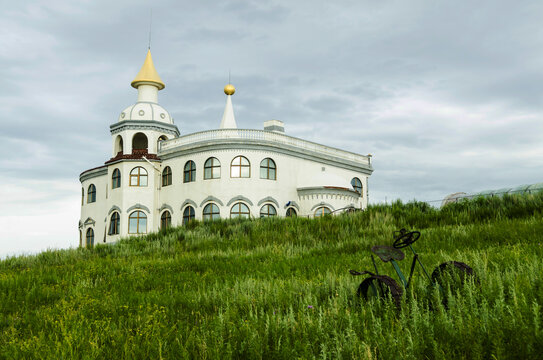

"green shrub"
[1, 194, 542, 359]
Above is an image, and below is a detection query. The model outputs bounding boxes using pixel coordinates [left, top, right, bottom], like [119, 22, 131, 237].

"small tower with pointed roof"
[220, 83, 237, 129]
[110, 50, 179, 159]
[131, 49, 165, 103]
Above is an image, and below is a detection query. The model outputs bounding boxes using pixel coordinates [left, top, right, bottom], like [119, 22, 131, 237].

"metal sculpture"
[350, 229, 477, 306]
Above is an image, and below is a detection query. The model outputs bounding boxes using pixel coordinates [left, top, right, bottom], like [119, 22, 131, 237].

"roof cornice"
[159, 137, 373, 174]
[110, 120, 180, 136]
[79, 165, 108, 182]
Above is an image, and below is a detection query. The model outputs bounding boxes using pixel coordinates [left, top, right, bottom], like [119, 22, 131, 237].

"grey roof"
[442, 182, 543, 207]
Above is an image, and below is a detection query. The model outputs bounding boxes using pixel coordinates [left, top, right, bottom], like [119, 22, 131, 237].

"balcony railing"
[159, 129, 371, 166]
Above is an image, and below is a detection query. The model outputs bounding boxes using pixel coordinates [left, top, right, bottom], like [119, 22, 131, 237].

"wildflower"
[307, 305, 313, 309]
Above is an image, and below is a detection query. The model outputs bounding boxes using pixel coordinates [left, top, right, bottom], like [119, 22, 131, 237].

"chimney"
[263, 119, 285, 133]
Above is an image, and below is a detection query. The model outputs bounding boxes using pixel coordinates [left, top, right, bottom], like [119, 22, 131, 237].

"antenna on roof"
[148, 8, 153, 49]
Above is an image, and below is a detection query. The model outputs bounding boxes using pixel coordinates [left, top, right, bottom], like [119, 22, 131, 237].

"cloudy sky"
[1, 0, 542, 258]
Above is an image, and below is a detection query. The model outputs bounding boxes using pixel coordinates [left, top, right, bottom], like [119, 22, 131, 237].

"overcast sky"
[1, 0, 542, 258]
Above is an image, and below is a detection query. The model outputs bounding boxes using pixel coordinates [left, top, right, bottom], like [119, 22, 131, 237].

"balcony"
[158, 129, 371, 167]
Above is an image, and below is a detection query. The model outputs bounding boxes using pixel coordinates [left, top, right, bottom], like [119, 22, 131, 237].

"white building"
[79, 50, 373, 247]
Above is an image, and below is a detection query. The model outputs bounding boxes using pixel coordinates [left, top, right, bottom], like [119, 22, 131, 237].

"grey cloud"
[3, 0, 543, 256]
[303, 95, 354, 114]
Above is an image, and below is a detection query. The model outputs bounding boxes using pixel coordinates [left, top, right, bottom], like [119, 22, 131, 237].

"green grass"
[1, 193, 543, 359]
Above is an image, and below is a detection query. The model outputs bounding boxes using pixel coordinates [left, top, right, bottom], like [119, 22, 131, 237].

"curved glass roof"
[443, 182, 543, 207]
[527, 183, 543, 193]
[508, 184, 531, 194]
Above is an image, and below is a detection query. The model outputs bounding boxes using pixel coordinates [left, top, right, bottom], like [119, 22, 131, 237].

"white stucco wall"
[81, 142, 369, 247]
[79, 167, 108, 247]
[158, 148, 367, 224]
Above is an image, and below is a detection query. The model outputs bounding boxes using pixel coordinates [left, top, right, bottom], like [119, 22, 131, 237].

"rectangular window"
[139, 218, 147, 233]
[241, 167, 250, 178]
[140, 176, 148, 187]
[129, 218, 138, 233]
[212, 167, 220, 179]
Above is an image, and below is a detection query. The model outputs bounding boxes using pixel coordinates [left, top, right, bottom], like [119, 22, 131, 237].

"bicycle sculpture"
[349, 229, 477, 306]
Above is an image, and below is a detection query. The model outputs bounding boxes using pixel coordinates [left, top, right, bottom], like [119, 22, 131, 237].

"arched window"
[129, 211, 147, 234]
[108, 212, 120, 235]
[183, 206, 195, 225]
[86, 228, 94, 247]
[184, 161, 196, 183]
[230, 202, 250, 219]
[87, 184, 96, 203]
[351, 177, 362, 194]
[260, 158, 276, 180]
[81, 188, 84, 205]
[162, 166, 172, 186]
[157, 135, 168, 152]
[132, 132, 148, 152]
[203, 203, 220, 221]
[286, 207, 297, 217]
[231, 156, 250, 178]
[260, 204, 277, 218]
[130, 167, 148, 186]
[204, 157, 221, 179]
[79, 230, 82, 247]
[160, 211, 171, 229]
[115, 135, 124, 155]
[112, 169, 121, 189]
[314, 206, 331, 217]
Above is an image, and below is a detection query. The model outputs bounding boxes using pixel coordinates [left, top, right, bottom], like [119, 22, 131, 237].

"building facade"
[79, 50, 373, 247]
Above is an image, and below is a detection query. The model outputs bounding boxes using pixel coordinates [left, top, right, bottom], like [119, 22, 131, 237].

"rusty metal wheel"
[431, 261, 479, 291]
[430, 261, 478, 309]
[357, 275, 403, 306]
[431, 261, 478, 289]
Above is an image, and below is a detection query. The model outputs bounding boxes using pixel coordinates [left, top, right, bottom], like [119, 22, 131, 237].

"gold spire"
[131, 49, 165, 90]
[224, 83, 235, 95]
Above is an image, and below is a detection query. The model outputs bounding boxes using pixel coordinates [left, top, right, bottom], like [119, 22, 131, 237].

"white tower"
[110, 49, 179, 159]
[219, 84, 237, 129]
[104, 50, 180, 241]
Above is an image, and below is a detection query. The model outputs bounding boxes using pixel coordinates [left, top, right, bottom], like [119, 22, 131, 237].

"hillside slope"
[1, 195, 543, 359]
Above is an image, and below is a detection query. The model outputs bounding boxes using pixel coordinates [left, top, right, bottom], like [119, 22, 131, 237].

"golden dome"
[131, 49, 165, 90]
[224, 83, 235, 95]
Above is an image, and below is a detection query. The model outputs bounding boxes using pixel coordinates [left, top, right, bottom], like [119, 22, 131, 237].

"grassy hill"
[1, 195, 543, 359]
